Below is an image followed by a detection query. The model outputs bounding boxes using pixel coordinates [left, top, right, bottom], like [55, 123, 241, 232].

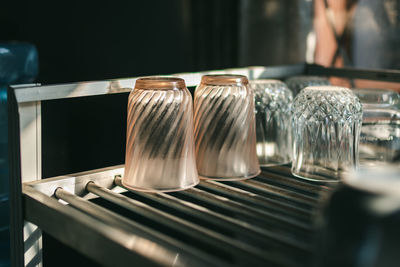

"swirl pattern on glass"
[124, 79, 199, 192]
[194, 76, 260, 180]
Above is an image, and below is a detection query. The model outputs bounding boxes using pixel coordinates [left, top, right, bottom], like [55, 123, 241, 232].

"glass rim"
[135, 77, 186, 90]
[200, 74, 248, 86]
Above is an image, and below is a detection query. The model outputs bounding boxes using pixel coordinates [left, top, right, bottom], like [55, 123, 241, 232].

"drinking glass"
[353, 88, 400, 166]
[193, 75, 260, 180]
[285, 75, 330, 96]
[353, 88, 400, 110]
[291, 86, 362, 182]
[123, 77, 199, 192]
[249, 79, 293, 166]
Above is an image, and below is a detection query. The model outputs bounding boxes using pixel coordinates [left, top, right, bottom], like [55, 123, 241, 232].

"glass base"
[199, 170, 261, 181]
[291, 167, 340, 183]
[121, 179, 199, 193]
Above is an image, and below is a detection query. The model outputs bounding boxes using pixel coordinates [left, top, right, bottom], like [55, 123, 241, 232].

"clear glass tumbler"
[285, 75, 330, 96]
[353, 88, 400, 166]
[291, 86, 363, 182]
[249, 79, 293, 166]
[123, 77, 199, 192]
[353, 88, 400, 110]
[193, 75, 260, 180]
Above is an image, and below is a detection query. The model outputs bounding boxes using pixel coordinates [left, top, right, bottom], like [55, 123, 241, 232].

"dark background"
[2, 0, 314, 85]
[2, 0, 241, 84]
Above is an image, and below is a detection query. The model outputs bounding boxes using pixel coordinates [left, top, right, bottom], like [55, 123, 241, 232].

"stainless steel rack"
[23, 165, 334, 267]
[9, 63, 400, 267]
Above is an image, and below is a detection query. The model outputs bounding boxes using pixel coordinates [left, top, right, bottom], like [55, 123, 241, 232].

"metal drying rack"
[8, 63, 400, 266]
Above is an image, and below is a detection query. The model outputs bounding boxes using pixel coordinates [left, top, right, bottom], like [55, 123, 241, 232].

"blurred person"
[313, 0, 400, 91]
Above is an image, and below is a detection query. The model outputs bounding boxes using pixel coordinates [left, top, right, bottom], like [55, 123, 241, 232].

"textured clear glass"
[123, 77, 199, 192]
[285, 75, 330, 96]
[359, 109, 400, 167]
[353, 88, 400, 110]
[291, 86, 362, 182]
[250, 79, 293, 166]
[353, 88, 400, 166]
[193, 75, 260, 180]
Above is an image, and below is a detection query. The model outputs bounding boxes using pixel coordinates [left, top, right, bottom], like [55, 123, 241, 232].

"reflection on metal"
[19, 101, 42, 267]
[12, 64, 400, 104]
[19, 101, 41, 182]
[23, 222, 41, 267]
[23, 164, 333, 266]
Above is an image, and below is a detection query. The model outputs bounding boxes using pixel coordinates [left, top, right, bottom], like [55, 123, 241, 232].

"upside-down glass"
[123, 77, 199, 192]
[285, 75, 330, 96]
[249, 79, 293, 166]
[291, 86, 363, 182]
[193, 75, 260, 180]
[353, 88, 400, 166]
[353, 88, 400, 110]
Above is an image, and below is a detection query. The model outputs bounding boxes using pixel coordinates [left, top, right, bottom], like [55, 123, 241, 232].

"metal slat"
[261, 167, 336, 189]
[199, 180, 312, 223]
[196, 182, 313, 241]
[24, 165, 332, 267]
[23, 186, 179, 267]
[224, 180, 316, 210]
[243, 179, 319, 203]
[85, 182, 290, 267]
[53, 188, 227, 267]
[257, 171, 330, 196]
[173, 187, 312, 254]
[115, 180, 310, 255]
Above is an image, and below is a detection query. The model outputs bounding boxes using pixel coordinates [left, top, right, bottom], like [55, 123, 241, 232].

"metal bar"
[115, 178, 308, 266]
[258, 169, 331, 194]
[23, 227, 41, 254]
[53, 187, 226, 267]
[25, 249, 42, 267]
[224, 181, 316, 210]
[13, 67, 255, 103]
[23, 185, 177, 267]
[199, 180, 312, 226]
[306, 64, 400, 83]
[115, 177, 310, 245]
[8, 86, 24, 267]
[176, 187, 312, 253]
[86, 182, 282, 266]
[258, 166, 339, 196]
[241, 179, 319, 203]
[12, 64, 400, 104]
[261, 167, 338, 190]
[255, 63, 307, 79]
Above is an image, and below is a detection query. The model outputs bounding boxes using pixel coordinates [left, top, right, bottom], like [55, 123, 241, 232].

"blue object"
[0, 42, 38, 267]
[0, 42, 39, 85]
